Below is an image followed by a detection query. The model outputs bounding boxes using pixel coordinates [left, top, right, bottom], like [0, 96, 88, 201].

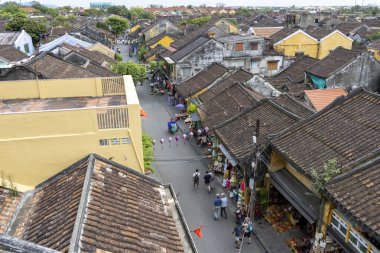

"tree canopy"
[111, 61, 147, 84]
[105, 16, 129, 36]
[0, 2, 27, 18]
[6, 17, 47, 43]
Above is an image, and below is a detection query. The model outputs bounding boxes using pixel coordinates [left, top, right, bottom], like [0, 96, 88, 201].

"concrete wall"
[222, 37, 265, 58]
[14, 30, 35, 56]
[175, 40, 224, 82]
[214, 20, 239, 34]
[326, 53, 380, 91]
[246, 74, 277, 97]
[0, 67, 39, 81]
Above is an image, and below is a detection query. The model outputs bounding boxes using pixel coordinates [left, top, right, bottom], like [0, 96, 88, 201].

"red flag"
[193, 225, 204, 238]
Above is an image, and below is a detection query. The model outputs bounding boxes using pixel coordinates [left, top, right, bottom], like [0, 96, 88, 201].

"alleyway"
[136, 84, 266, 253]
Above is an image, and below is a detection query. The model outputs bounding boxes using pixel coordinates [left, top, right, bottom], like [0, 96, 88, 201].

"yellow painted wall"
[88, 43, 115, 58]
[215, 20, 239, 34]
[368, 49, 380, 61]
[0, 78, 103, 100]
[0, 107, 143, 190]
[274, 31, 318, 57]
[130, 24, 140, 33]
[321, 200, 334, 236]
[318, 32, 352, 59]
[151, 35, 174, 49]
[0, 75, 144, 192]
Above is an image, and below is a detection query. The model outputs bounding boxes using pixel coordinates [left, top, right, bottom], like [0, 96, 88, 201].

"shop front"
[267, 168, 320, 253]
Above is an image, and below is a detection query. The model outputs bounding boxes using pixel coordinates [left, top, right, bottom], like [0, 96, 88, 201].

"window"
[267, 61, 279, 71]
[331, 212, 348, 238]
[250, 42, 258, 50]
[23, 44, 30, 54]
[315, 18, 319, 23]
[121, 138, 130, 144]
[349, 230, 368, 253]
[235, 43, 244, 51]
[99, 139, 109, 146]
[111, 138, 120, 145]
[251, 60, 259, 69]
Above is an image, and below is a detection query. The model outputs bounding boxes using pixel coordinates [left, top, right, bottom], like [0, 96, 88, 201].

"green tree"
[111, 61, 147, 84]
[139, 11, 155, 20]
[188, 16, 211, 26]
[105, 16, 129, 36]
[137, 46, 148, 62]
[107, 5, 129, 17]
[96, 21, 110, 31]
[0, 2, 26, 18]
[6, 17, 47, 43]
[311, 159, 341, 192]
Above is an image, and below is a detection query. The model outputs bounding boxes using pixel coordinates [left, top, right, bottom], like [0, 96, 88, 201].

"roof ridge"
[283, 93, 316, 113]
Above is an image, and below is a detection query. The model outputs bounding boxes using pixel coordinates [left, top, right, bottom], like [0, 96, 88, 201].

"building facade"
[0, 75, 143, 191]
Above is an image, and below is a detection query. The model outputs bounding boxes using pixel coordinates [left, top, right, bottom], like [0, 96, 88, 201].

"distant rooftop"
[0, 95, 127, 114]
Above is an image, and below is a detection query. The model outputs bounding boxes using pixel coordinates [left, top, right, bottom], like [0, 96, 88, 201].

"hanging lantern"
[160, 138, 164, 149]
[153, 139, 156, 151]
[197, 129, 202, 136]
[183, 133, 187, 144]
[175, 135, 179, 146]
[204, 127, 209, 133]
[189, 131, 194, 138]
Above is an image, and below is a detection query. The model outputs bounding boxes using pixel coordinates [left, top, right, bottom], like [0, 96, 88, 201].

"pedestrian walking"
[242, 217, 253, 246]
[213, 193, 222, 220]
[232, 222, 243, 249]
[193, 169, 200, 189]
[221, 193, 228, 219]
[204, 171, 212, 193]
[235, 206, 243, 224]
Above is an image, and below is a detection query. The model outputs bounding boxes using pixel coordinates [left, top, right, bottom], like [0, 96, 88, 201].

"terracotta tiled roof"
[304, 88, 348, 111]
[271, 88, 380, 177]
[24, 52, 100, 79]
[11, 154, 189, 252]
[268, 28, 298, 44]
[175, 62, 229, 98]
[266, 76, 293, 90]
[198, 84, 262, 130]
[368, 40, 380, 51]
[0, 187, 22, 235]
[275, 55, 319, 83]
[272, 93, 315, 118]
[0, 32, 21, 46]
[0, 46, 27, 62]
[305, 47, 361, 78]
[198, 68, 254, 103]
[85, 62, 118, 77]
[326, 158, 380, 238]
[215, 99, 301, 162]
[251, 27, 284, 38]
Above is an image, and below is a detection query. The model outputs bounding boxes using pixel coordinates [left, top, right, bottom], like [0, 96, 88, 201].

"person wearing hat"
[213, 193, 222, 220]
[220, 193, 228, 219]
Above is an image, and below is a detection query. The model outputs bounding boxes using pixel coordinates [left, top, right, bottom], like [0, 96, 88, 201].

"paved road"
[116, 43, 137, 62]
[137, 84, 265, 253]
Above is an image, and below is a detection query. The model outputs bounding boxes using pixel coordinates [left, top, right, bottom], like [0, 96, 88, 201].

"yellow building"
[315, 30, 353, 59]
[88, 42, 115, 58]
[271, 29, 353, 59]
[130, 24, 141, 33]
[368, 41, 380, 62]
[148, 34, 175, 49]
[0, 76, 143, 191]
[272, 29, 319, 58]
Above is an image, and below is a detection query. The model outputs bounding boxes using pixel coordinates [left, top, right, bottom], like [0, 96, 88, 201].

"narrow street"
[136, 84, 266, 253]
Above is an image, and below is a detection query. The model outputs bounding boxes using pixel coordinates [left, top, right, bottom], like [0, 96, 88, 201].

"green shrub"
[142, 132, 154, 172]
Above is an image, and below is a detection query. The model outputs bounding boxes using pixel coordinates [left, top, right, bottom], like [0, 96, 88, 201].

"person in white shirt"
[220, 193, 228, 218]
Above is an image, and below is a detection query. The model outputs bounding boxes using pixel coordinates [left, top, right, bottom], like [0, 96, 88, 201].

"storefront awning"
[270, 169, 320, 224]
[218, 144, 237, 166]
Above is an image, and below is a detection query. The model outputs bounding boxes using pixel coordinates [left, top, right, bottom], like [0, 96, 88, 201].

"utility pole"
[249, 119, 260, 220]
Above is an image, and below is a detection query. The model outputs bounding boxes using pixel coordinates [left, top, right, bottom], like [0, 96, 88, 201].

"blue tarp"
[308, 74, 326, 89]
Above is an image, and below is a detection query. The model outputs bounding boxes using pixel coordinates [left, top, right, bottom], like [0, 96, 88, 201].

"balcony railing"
[96, 108, 129, 130]
[101, 77, 125, 96]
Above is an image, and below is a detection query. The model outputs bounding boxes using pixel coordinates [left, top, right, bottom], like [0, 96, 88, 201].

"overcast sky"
[32, 0, 380, 8]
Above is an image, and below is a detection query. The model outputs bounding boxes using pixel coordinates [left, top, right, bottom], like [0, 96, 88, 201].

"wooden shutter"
[235, 43, 244, 51]
[267, 61, 279, 71]
[250, 42, 258, 50]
